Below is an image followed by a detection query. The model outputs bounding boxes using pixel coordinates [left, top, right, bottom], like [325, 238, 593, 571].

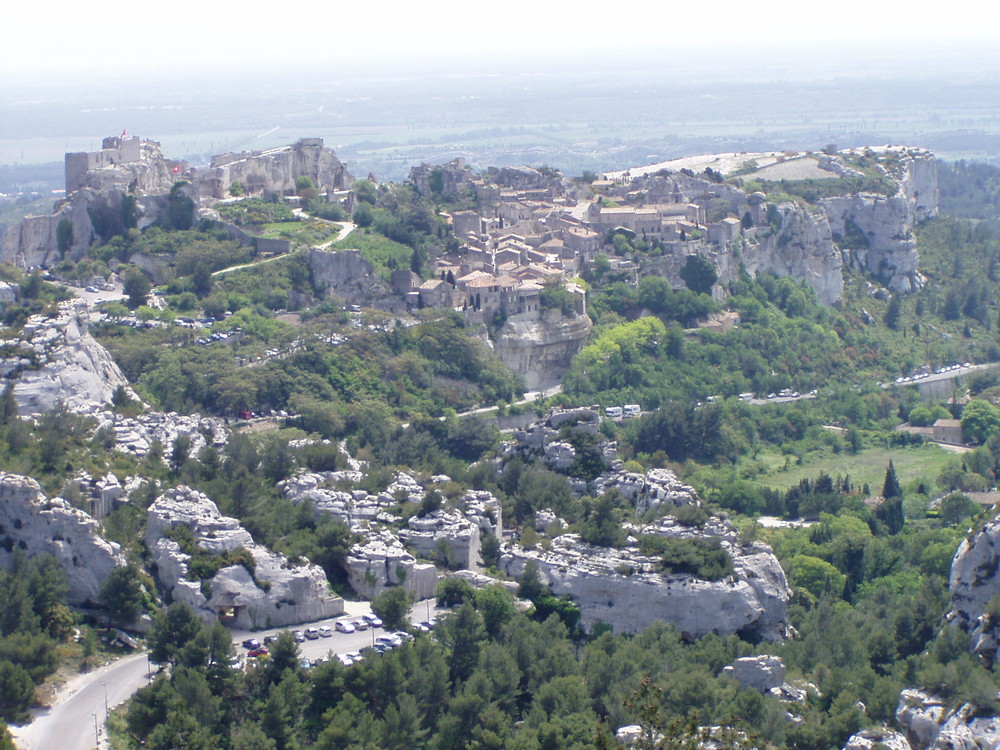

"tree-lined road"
[11, 598, 443, 750]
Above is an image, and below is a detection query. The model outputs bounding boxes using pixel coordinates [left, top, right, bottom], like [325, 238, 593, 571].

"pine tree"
[882, 460, 902, 499]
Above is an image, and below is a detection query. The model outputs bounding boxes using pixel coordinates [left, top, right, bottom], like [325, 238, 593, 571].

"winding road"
[10, 599, 442, 750]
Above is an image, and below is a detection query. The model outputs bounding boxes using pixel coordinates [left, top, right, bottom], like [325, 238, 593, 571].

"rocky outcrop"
[146, 487, 343, 629]
[197, 138, 353, 200]
[0, 302, 136, 415]
[0, 473, 124, 606]
[946, 513, 1000, 664]
[494, 310, 592, 390]
[741, 201, 844, 306]
[500, 515, 791, 639]
[843, 728, 912, 750]
[896, 689, 1000, 750]
[308, 247, 390, 303]
[595, 468, 700, 516]
[90, 410, 227, 459]
[283, 469, 501, 596]
[344, 528, 437, 600]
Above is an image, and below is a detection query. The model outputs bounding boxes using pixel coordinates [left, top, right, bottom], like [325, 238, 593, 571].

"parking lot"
[228, 598, 446, 667]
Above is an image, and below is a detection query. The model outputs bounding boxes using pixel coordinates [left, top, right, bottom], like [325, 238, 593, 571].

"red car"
[248, 647, 269, 658]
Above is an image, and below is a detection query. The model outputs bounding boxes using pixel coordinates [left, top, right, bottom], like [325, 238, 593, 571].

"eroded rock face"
[500, 515, 791, 639]
[947, 514, 1000, 664]
[896, 689, 1000, 750]
[344, 529, 438, 600]
[0, 302, 136, 415]
[308, 248, 389, 304]
[146, 487, 343, 629]
[595, 468, 699, 516]
[198, 138, 352, 200]
[493, 311, 592, 390]
[0, 473, 124, 606]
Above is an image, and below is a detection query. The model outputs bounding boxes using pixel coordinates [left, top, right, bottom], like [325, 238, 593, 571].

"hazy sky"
[4, 0, 999, 75]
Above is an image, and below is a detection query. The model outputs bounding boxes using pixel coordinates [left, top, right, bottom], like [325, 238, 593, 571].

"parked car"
[248, 647, 268, 658]
[305, 627, 320, 640]
[293, 630, 306, 642]
[335, 620, 356, 634]
[263, 634, 280, 644]
[318, 626, 333, 637]
[362, 614, 383, 628]
[242, 638, 262, 650]
[351, 619, 369, 631]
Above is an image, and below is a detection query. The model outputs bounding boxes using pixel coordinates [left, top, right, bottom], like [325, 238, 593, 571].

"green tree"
[122, 266, 151, 308]
[679, 255, 717, 295]
[371, 587, 412, 631]
[962, 399, 1000, 444]
[149, 602, 203, 665]
[884, 296, 902, 330]
[882, 460, 902, 499]
[98, 564, 145, 625]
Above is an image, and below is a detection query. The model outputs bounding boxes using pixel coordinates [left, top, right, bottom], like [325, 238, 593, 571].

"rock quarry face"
[0, 302, 136, 416]
[493, 310, 593, 390]
[145, 487, 343, 629]
[344, 529, 438, 600]
[500, 513, 791, 639]
[896, 689, 1000, 750]
[0, 472, 124, 606]
[308, 247, 390, 304]
[946, 513, 1000, 664]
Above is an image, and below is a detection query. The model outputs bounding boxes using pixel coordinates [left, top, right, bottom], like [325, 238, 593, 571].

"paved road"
[11, 599, 444, 750]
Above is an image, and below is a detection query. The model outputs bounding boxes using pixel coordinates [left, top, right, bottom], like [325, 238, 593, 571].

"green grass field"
[754, 443, 959, 493]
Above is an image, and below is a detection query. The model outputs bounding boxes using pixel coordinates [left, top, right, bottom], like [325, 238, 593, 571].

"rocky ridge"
[500, 511, 791, 639]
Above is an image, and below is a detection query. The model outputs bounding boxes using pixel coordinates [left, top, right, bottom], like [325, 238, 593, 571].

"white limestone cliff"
[493, 311, 593, 390]
[0, 301, 137, 416]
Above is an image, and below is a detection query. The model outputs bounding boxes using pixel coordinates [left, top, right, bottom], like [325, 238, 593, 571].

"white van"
[605, 406, 623, 419]
[623, 404, 641, 418]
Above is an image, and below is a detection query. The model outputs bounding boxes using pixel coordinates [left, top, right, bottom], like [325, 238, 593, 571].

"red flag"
[172, 166, 180, 173]
[121, 129, 127, 138]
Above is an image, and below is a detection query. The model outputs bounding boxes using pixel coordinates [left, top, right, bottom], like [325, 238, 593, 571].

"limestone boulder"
[843, 728, 911, 750]
[722, 655, 786, 692]
[0, 472, 124, 606]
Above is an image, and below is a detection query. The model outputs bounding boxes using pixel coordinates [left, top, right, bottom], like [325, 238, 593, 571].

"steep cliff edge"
[493, 310, 593, 390]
